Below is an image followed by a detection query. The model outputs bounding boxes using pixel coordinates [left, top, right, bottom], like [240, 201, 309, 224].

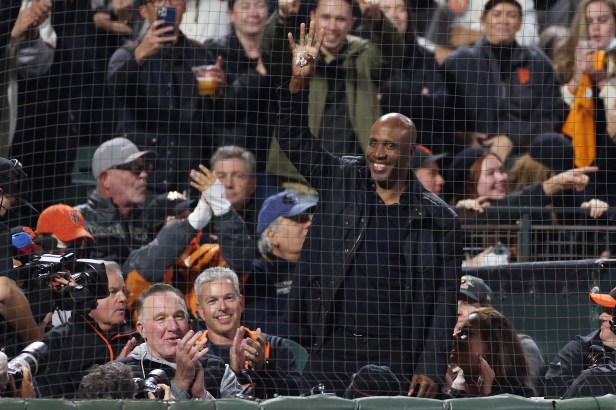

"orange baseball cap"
[36, 204, 95, 243]
[589, 287, 616, 308]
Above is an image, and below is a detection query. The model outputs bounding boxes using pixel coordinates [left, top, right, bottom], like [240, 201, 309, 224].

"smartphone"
[156, 6, 176, 36]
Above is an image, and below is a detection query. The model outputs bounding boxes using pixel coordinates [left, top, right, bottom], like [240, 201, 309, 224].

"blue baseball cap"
[257, 190, 318, 235]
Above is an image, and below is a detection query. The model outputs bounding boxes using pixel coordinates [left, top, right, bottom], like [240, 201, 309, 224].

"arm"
[544, 336, 588, 397]
[277, 22, 344, 190]
[413, 214, 463, 392]
[0, 276, 43, 346]
[122, 220, 199, 283]
[123, 169, 216, 282]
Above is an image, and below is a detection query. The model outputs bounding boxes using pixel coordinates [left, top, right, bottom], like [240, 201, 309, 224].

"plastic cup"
[193, 65, 218, 96]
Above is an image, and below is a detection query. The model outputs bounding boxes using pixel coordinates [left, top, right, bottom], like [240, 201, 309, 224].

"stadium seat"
[444, 394, 553, 409]
[72, 400, 120, 410]
[214, 399, 259, 409]
[284, 339, 309, 373]
[356, 396, 445, 409]
[554, 397, 601, 410]
[1, 398, 25, 410]
[260, 395, 355, 410]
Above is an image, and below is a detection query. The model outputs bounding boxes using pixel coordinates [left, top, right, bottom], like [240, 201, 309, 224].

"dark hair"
[482, 0, 523, 17]
[77, 362, 136, 399]
[459, 307, 533, 390]
[308, 0, 354, 14]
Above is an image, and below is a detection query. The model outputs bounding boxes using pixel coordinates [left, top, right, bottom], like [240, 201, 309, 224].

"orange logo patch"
[517, 68, 530, 85]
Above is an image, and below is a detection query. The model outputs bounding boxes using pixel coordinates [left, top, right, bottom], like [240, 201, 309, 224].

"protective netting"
[1, 0, 616, 402]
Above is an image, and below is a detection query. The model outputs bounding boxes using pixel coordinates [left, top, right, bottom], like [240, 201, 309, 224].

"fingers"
[215, 55, 224, 69]
[288, 31, 296, 51]
[407, 375, 418, 396]
[307, 20, 315, 47]
[299, 22, 306, 48]
[118, 336, 138, 359]
[571, 165, 599, 174]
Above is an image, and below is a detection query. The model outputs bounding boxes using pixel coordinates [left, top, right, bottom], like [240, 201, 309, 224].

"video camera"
[133, 369, 169, 399]
[0, 341, 48, 397]
[9, 253, 108, 312]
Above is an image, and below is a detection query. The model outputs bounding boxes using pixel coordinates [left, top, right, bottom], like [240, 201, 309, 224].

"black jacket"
[75, 190, 149, 265]
[277, 88, 463, 386]
[544, 329, 616, 397]
[107, 33, 220, 191]
[442, 38, 566, 150]
[37, 314, 138, 398]
[380, 32, 453, 155]
[203, 328, 307, 398]
[204, 33, 275, 169]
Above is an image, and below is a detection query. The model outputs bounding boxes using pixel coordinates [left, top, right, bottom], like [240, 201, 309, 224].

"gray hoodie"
[127, 342, 242, 400]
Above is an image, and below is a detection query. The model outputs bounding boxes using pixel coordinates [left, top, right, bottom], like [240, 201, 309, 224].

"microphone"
[11, 226, 35, 255]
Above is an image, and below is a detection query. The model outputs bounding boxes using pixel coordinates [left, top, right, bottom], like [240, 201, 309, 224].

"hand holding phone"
[156, 6, 176, 36]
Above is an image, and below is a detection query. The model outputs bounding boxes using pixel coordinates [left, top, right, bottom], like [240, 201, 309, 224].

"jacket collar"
[476, 37, 529, 67]
[130, 342, 178, 369]
[87, 190, 143, 221]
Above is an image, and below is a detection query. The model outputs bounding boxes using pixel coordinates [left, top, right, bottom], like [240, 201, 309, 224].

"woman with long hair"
[449, 307, 535, 397]
[554, 0, 616, 206]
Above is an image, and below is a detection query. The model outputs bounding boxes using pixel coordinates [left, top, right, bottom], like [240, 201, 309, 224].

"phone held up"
[156, 6, 176, 36]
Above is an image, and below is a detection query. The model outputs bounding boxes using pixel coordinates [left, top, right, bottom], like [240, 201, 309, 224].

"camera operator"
[36, 261, 140, 398]
[0, 351, 36, 398]
[544, 286, 616, 397]
[0, 157, 44, 357]
[77, 362, 173, 400]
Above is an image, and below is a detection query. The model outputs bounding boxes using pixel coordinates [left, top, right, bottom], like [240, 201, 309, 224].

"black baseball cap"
[459, 275, 493, 305]
[344, 365, 403, 399]
[411, 145, 447, 170]
[0, 158, 38, 213]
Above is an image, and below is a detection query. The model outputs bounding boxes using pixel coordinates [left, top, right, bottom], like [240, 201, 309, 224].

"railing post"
[518, 210, 531, 262]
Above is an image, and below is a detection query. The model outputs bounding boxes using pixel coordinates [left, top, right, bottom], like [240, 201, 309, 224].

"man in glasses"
[75, 137, 154, 265]
[545, 287, 616, 397]
[107, 0, 225, 194]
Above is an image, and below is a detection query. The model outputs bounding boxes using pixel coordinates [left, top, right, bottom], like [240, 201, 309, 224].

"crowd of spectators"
[2, 0, 616, 402]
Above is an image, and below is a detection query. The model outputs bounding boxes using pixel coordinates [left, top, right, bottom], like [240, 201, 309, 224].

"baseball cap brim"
[62, 227, 95, 243]
[287, 197, 318, 217]
[590, 293, 616, 308]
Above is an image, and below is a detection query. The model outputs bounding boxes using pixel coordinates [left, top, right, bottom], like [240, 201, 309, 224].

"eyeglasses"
[111, 162, 151, 176]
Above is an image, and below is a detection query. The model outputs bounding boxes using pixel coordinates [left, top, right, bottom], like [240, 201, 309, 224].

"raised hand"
[11, 0, 52, 39]
[288, 21, 324, 92]
[134, 20, 177, 65]
[357, 0, 382, 23]
[190, 164, 219, 194]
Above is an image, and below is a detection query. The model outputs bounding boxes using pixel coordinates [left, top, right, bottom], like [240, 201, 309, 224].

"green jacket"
[262, 13, 403, 183]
